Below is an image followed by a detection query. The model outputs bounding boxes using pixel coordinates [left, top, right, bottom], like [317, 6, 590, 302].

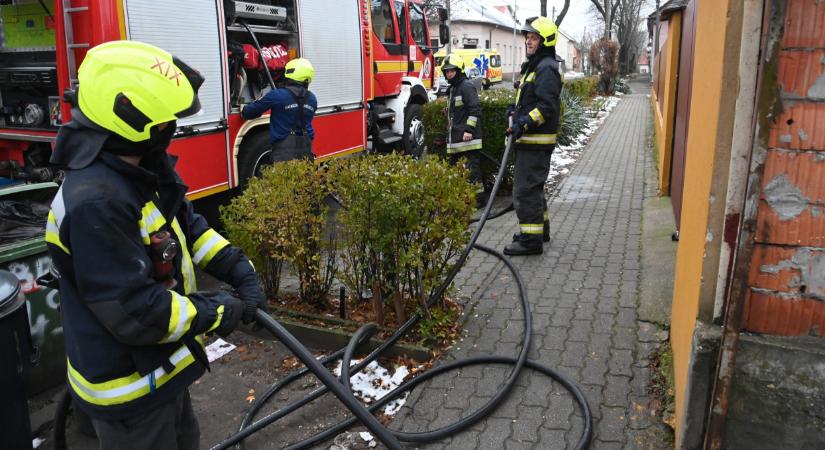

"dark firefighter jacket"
[446, 75, 482, 154]
[242, 83, 317, 144]
[45, 134, 256, 420]
[513, 53, 562, 149]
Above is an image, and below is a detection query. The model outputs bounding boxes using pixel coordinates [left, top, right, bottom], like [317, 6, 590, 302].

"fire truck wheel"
[403, 103, 426, 158]
[237, 131, 272, 189]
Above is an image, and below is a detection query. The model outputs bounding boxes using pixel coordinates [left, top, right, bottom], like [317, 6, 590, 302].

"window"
[408, 3, 428, 47]
[490, 54, 501, 67]
[371, 0, 396, 44]
[394, 1, 406, 43]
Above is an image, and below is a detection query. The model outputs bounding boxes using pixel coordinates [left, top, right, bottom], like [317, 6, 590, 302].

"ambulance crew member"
[504, 16, 562, 256]
[442, 54, 485, 208]
[242, 58, 318, 163]
[45, 41, 266, 449]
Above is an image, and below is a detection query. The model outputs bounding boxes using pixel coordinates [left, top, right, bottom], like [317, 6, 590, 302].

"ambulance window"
[409, 4, 427, 47]
[372, 0, 396, 44]
[394, 1, 406, 43]
[490, 55, 501, 67]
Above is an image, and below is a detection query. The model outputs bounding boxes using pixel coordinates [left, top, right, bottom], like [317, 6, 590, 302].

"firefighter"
[242, 57, 318, 163]
[45, 41, 266, 449]
[441, 54, 485, 208]
[504, 16, 562, 256]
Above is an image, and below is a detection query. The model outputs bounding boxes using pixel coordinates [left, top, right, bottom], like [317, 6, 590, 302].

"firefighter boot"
[503, 234, 543, 256]
[511, 221, 551, 243]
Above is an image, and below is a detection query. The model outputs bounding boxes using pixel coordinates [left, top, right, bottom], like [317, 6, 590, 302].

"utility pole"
[446, 0, 452, 53]
[511, 0, 518, 82]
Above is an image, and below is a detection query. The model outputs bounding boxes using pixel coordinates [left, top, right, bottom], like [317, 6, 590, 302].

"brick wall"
[743, 0, 825, 336]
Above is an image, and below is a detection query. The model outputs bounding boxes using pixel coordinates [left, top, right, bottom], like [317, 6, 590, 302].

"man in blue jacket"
[242, 58, 318, 163]
[46, 41, 266, 449]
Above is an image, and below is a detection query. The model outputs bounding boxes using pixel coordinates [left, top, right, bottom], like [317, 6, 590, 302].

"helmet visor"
[172, 56, 204, 119]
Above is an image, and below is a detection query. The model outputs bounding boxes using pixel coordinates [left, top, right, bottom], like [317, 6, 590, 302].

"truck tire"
[482, 78, 491, 90]
[237, 131, 271, 190]
[402, 103, 425, 158]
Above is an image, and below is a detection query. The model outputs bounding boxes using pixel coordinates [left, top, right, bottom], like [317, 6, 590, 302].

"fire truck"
[0, 0, 447, 198]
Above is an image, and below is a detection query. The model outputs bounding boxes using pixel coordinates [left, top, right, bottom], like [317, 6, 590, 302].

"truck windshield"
[408, 3, 427, 47]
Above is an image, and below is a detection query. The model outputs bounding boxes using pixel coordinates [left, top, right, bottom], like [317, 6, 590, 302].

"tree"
[589, 0, 621, 39]
[613, 0, 648, 74]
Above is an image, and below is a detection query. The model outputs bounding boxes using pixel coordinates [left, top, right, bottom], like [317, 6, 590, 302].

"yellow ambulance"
[434, 48, 503, 89]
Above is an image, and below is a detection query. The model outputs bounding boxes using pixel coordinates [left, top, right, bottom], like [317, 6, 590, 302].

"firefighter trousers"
[271, 134, 314, 163]
[90, 389, 199, 450]
[513, 145, 553, 240]
[449, 150, 483, 187]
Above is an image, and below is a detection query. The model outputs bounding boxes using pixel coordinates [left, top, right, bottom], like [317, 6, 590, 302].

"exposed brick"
[777, 50, 825, 99]
[762, 150, 825, 203]
[750, 244, 825, 297]
[743, 290, 825, 336]
[755, 200, 825, 247]
[769, 102, 825, 150]
[782, 0, 825, 48]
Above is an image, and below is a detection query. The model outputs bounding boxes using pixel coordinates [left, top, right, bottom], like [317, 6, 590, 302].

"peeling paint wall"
[744, 0, 825, 336]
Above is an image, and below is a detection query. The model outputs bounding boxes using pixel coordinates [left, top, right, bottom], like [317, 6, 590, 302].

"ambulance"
[433, 48, 502, 90]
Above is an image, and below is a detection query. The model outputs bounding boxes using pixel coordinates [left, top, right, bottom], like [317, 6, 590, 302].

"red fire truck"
[0, 0, 446, 198]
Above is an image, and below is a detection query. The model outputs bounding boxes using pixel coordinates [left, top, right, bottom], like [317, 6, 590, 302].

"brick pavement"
[392, 82, 670, 449]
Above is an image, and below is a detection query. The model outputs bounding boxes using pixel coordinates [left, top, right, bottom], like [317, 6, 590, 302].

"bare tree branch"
[556, 0, 571, 25]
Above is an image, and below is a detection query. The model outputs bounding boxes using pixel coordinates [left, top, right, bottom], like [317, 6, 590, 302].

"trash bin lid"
[0, 270, 24, 319]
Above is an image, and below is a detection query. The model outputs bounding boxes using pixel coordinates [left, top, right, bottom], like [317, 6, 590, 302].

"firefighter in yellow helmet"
[441, 54, 485, 207]
[504, 16, 562, 255]
[242, 57, 318, 163]
[46, 40, 266, 448]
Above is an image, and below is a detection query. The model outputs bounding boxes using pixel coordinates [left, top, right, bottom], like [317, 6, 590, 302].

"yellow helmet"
[284, 58, 314, 85]
[523, 16, 558, 47]
[76, 40, 204, 142]
[440, 54, 465, 72]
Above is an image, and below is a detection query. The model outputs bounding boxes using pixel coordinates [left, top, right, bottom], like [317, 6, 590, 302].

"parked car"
[435, 66, 485, 97]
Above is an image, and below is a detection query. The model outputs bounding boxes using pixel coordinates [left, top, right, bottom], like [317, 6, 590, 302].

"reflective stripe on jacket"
[45, 151, 245, 420]
[447, 77, 483, 154]
[514, 54, 562, 148]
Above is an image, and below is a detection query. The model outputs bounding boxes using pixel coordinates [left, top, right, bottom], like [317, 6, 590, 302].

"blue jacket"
[242, 84, 317, 143]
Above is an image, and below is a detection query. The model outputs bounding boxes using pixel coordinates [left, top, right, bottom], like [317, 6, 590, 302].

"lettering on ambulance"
[6, 256, 62, 346]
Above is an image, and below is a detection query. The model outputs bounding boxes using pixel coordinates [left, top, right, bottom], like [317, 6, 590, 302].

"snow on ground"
[332, 359, 411, 416]
[547, 95, 621, 194]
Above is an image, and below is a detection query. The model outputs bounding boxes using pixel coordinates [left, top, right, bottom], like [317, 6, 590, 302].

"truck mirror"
[437, 7, 448, 22]
[439, 24, 449, 45]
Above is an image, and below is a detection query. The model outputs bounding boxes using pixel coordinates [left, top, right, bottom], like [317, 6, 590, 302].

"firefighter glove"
[214, 295, 244, 338]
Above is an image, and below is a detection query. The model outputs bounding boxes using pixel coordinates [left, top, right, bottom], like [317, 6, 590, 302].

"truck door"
[123, 0, 230, 198]
[405, 1, 432, 89]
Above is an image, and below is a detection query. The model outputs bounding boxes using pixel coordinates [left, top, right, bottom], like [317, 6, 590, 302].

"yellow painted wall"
[670, 0, 732, 444]
[652, 12, 682, 196]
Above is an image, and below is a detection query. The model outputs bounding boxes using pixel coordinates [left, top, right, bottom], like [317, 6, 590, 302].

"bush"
[589, 38, 619, 95]
[422, 84, 587, 182]
[221, 160, 337, 307]
[563, 76, 598, 99]
[328, 154, 475, 320]
[558, 90, 588, 147]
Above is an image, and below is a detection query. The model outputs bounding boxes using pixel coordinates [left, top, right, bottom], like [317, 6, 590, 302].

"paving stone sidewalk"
[392, 81, 671, 449]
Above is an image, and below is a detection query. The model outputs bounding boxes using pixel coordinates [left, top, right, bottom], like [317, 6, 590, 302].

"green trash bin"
[0, 182, 65, 396]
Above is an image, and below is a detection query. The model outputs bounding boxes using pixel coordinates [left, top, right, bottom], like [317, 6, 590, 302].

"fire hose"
[52, 28, 593, 449]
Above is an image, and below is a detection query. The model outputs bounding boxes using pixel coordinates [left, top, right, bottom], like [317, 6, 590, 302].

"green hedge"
[563, 76, 599, 99]
[423, 77, 598, 181]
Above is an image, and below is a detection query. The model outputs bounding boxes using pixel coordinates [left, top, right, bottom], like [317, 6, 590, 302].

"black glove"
[230, 262, 267, 324]
[189, 291, 244, 337]
[505, 126, 523, 141]
[505, 104, 515, 118]
[214, 296, 244, 337]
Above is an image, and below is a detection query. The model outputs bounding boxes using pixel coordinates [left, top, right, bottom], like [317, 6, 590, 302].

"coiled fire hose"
[53, 119, 594, 449]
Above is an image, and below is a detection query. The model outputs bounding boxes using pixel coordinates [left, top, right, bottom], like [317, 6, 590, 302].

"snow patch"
[333, 359, 411, 416]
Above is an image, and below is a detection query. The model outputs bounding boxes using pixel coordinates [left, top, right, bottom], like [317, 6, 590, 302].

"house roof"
[648, 0, 689, 20]
[451, 1, 576, 43]
[451, 0, 521, 30]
